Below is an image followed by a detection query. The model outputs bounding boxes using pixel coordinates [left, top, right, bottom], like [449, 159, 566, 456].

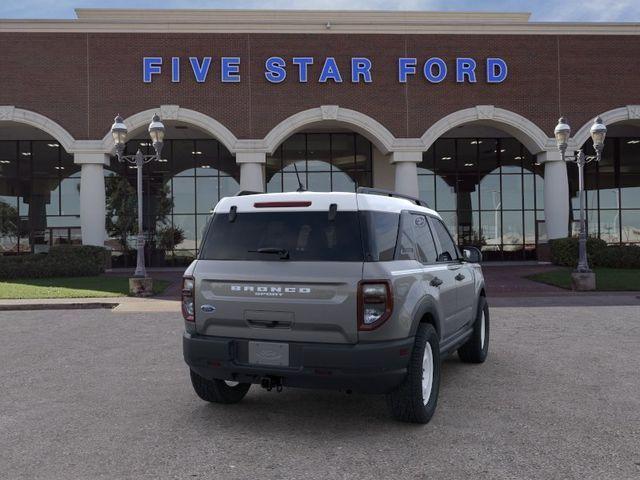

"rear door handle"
[455, 273, 465, 281]
[430, 277, 443, 287]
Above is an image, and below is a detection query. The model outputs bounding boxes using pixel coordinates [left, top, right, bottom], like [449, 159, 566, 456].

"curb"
[0, 302, 120, 312]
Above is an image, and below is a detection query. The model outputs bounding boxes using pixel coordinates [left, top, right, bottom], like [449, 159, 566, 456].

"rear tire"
[189, 369, 251, 404]
[386, 323, 440, 424]
[458, 296, 489, 364]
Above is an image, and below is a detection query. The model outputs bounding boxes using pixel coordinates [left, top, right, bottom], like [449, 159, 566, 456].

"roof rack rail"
[235, 190, 261, 196]
[356, 187, 429, 208]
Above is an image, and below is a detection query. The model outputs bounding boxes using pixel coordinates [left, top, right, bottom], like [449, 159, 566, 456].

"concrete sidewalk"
[0, 296, 180, 313]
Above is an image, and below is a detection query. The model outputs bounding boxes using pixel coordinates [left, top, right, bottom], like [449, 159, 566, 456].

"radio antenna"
[293, 162, 306, 192]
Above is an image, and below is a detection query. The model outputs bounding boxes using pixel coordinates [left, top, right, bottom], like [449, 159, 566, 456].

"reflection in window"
[266, 133, 372, 193]
[107, 138, 239, 266]
[571, 137, 640, 245]
[0, 140, 81, 254]
[419, 138, 542, 260]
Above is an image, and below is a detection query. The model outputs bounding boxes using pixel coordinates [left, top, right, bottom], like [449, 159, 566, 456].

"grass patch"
[527, 268, 640, 291]
[0, 276, 171, 299]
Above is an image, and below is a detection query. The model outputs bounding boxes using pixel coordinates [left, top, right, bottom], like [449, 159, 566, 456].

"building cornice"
[0, 9, 639, 35]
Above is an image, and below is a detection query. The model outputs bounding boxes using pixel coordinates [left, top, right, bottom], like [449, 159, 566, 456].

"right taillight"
[182, 276, 195, 322]
[358, 280, 393, 331]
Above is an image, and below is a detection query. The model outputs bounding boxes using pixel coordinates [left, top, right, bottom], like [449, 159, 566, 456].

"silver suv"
[182, 188, 489, 423]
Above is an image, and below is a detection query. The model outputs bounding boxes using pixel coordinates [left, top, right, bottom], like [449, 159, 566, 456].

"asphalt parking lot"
[1, 305, 639, 480]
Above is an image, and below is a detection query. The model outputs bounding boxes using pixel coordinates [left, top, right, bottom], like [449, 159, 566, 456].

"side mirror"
[462, 246, 482, 263]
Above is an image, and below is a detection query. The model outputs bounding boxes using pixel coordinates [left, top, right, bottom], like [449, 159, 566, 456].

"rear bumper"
[183, 332, 414, 394]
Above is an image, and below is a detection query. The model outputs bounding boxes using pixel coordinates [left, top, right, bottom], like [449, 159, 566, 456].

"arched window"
[418, 137, 543, 260]
[266, 133, 372, 192]
[0, 139, 80, 254]
[107, 138, 239, 266]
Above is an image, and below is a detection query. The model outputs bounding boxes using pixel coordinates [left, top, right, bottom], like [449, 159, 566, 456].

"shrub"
[592, 245, 640, 269]
[0, 245, 109, 280]
[550, 237, 640, 269]
[550, 237, 607, 267]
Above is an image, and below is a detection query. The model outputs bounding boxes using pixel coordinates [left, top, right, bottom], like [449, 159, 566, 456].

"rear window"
[200, 211, 364, 261]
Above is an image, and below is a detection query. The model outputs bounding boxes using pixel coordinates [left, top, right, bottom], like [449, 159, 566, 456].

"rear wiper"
[248, 247, 290, 260]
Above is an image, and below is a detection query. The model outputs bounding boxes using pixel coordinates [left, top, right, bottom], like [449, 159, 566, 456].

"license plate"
[248, 341, 290, 367]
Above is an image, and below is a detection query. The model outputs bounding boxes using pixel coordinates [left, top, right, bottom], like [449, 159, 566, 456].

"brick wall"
[1, 32, 638, 142]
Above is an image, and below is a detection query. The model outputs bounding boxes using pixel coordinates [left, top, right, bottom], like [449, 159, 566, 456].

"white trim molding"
[263, 106, 396, 155]
[571, 105, 640, 149]
[0, 106, 76, 153]
[421, 106, 553, 154]
[100, 105, 239, 154]
[3, 10, 640, 35]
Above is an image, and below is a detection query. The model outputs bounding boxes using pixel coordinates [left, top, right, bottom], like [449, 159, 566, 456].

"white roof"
[214, 191, 440, 217]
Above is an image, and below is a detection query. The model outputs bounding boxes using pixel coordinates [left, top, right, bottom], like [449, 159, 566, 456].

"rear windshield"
[200, 211, 364, 261]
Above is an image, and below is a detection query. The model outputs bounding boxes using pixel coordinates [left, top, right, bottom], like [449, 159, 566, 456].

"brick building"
[0, 9, 639, 264]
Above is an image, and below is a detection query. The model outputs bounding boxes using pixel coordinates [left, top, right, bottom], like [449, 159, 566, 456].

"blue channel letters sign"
[142, 56, 508, 84]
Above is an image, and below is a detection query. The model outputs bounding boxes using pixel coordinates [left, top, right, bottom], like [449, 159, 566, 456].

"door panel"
[456, 264, 476, 327]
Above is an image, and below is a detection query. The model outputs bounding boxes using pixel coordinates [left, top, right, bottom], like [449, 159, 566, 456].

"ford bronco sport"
[182, 188, 489, 424]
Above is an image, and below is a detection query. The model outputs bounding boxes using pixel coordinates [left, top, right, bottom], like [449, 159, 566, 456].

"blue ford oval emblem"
[200, 304, 216, 313]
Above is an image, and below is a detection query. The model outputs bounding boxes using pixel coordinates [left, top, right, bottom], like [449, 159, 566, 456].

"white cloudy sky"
[0, 0, 639, 22]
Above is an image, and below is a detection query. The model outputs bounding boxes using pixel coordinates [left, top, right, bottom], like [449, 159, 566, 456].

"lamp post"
[110, 113, 165, 284]
[554, 116, 607, 289]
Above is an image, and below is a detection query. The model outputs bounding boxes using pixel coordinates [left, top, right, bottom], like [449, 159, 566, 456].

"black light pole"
[110, 114, 165, 279]
[554, 116, 607, 281]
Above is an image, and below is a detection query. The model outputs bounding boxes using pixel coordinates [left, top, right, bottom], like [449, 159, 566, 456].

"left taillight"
[182, 276, 195, 322]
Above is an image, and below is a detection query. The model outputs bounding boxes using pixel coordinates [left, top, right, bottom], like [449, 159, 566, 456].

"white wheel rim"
[422, 343, 434, 405]
[480, 311, 486, 349]
[225, 380, 239, 387]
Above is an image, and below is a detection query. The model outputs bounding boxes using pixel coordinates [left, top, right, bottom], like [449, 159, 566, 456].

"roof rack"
[235, 190, 261, 196]
[356, 187, 429, 208]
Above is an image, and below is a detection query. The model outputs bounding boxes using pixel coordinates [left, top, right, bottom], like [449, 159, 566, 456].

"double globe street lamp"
[554, 116, 607, 289]
[110, 114, 165, 293]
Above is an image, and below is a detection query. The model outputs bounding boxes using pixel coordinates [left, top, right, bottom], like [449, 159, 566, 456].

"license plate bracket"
[248, 341, 290, 367]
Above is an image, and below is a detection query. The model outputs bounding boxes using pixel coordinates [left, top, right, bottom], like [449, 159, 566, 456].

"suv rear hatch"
[194, 195, 363, 344]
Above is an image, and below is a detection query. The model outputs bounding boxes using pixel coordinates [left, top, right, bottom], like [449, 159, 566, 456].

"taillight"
[358, 280, 393, 331]
[182, 276, 195, 322]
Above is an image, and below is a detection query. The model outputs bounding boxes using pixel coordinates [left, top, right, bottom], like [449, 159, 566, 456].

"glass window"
[621, 210, 640, 243]
[355, 134, 371, 171]
[599, 210, 620, 243]
[361, 211, 399, 262]
[395, 212, 416, 261]
[457, 139, 477, 171]
[479, 175, 501, 211]
[435, 175, 456, 210]
[502, 175, 523, 210]
[267, 133, 372, 194]
[477, 139, 498, 174]
[32, 141, 59, 177]
[196, 177, 218, 214]
[201, 211, 364, 262]
[331, 133, 356, 171]
[0, 141, 18, 177]
[173, 140, 195, 176]
[431, 218, 458, 262]
[502, 211, 523, 245]
[307, 134, 331, 171]
[500, 139, 523, 174]
[435, 139, 455, 175]
[420, 148, 434, 172]
[418, 175, 435, 207]
[172, 177, 195, 214]
[412, 214, 438, 263]
[60, 177, 80, 215]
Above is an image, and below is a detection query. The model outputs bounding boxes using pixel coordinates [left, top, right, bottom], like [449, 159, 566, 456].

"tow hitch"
[260, 376, 283, 392]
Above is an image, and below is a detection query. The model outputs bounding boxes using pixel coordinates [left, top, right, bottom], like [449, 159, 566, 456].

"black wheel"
[386, 323, 441, 424]
[458, 296, 489, 364]
[189, 369, 251, 404]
